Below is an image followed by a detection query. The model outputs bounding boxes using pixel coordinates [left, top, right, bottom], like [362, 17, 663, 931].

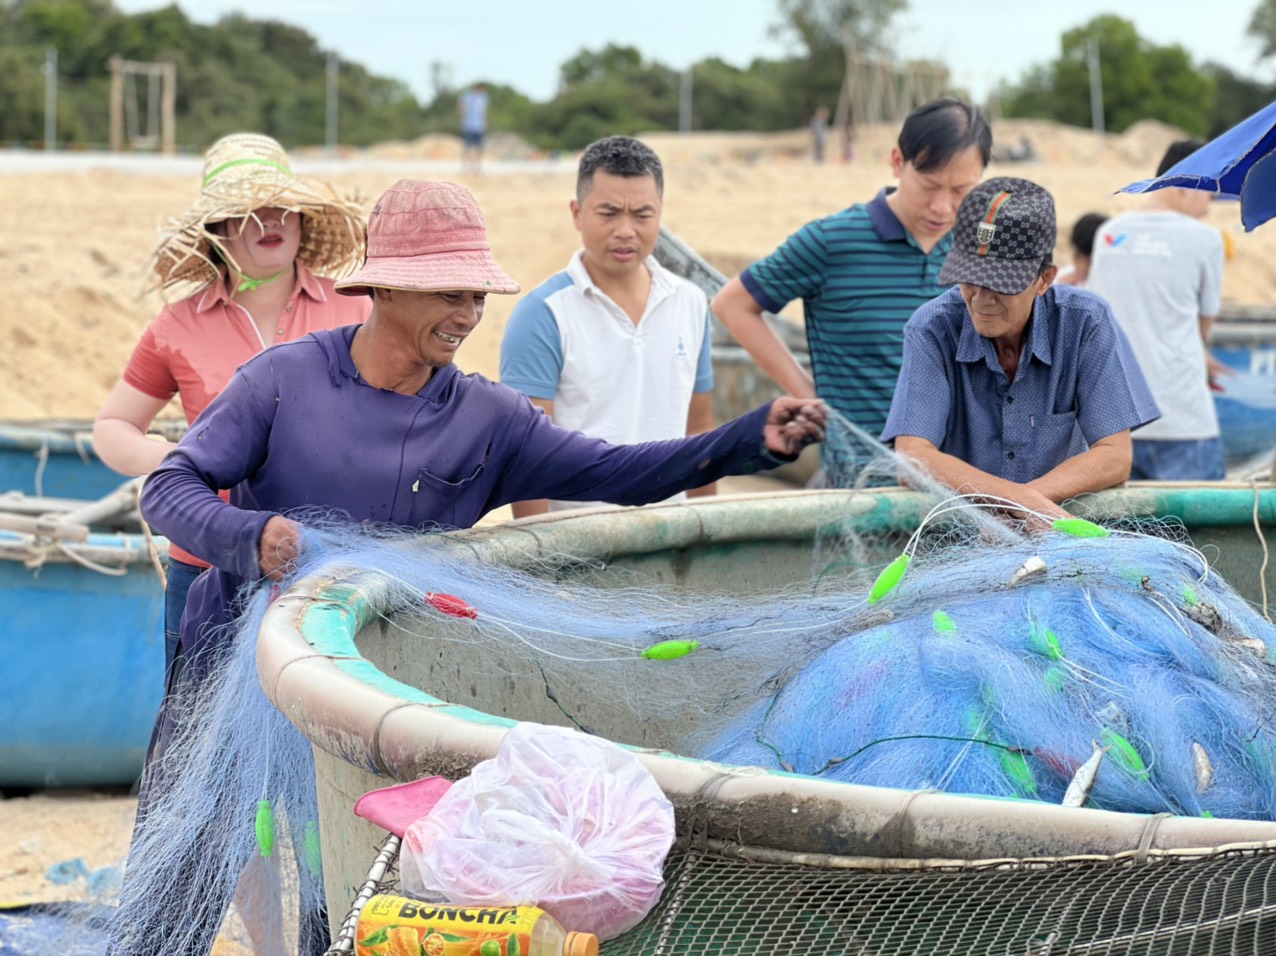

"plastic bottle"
[355, 894, 599, 956]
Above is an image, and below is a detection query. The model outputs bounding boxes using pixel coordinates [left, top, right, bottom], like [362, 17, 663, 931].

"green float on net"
[255, 799, 276, 858]
[1100, 727, 1150, 781]
[1051, 518, 1110, 538]
[642, 639, 700, 660]
[868, 553, 911, 605]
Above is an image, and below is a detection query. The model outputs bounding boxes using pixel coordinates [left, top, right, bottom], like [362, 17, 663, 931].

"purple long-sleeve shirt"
[141, 325, 786, 663]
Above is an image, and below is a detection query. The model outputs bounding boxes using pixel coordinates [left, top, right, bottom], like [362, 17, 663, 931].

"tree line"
[2, 0, 1274, 152]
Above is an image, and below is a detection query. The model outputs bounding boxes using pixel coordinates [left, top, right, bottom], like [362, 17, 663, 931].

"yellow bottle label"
[356, 895, 538, 956]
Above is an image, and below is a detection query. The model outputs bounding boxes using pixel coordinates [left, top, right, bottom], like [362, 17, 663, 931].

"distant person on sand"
[458, 81, 490, 173]
[712, 98, 991, 478]
[1053, 212, 1107, 289]
[500, 136, 717, 516]
[97, 132, 367, 956]
[1087, 140, 1230, 480]
[882, 178, 1159, 519]
[811, 105, 830, 163]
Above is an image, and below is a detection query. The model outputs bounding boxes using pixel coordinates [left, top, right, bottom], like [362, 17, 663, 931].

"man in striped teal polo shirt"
[712, 99, 991, 479]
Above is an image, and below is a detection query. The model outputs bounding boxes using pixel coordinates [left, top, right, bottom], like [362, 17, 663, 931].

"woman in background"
[94, 132, 368, 677]
[97, 133, 367, 956]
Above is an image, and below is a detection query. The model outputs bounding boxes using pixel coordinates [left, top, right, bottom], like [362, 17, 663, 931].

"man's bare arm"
[711, 278, 816, 399]
[893, 435, 1071, 520]
[1027, 430, 1133, 502]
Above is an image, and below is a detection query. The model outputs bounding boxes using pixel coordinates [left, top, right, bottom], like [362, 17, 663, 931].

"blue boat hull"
[1213, 331, 1276, 464]
[1, 423, 168, 788]
[0, 423, 127, 500]
[0, 540, 165, 787]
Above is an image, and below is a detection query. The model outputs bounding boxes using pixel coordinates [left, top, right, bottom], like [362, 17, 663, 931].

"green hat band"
[203, 157, 293, 187]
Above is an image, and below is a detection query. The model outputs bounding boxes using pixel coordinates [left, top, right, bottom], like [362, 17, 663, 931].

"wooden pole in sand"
[108, 56, 175, 153]
[162, 61, 176, 154]
[109, 55, 124, 153]
[679, 66, 693, 134]
[326, 52, 339, 157]
[1087, 37, 1105, 157]
[43, 47, 57, 150]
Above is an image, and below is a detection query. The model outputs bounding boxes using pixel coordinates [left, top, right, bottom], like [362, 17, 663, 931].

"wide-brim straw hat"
[336, 179, 519, 297]
[149, 133, 366, 298]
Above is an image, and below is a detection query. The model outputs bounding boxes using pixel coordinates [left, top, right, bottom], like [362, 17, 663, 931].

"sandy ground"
[3, 118, 1273, 922]
[4, 117, 1275, 423]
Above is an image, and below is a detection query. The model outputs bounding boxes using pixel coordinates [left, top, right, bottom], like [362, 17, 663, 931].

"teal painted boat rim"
[259, 488, 1276, 861]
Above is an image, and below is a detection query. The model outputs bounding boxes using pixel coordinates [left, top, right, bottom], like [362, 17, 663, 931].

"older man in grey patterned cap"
[881, 176, 1161, 519]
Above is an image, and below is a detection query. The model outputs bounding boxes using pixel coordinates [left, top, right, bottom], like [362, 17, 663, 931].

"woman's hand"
[258, 515, 303, 581]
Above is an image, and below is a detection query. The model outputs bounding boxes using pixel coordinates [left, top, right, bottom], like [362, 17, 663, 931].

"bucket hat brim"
[334, 179, 519, 297]
[335, 250, 519, 296]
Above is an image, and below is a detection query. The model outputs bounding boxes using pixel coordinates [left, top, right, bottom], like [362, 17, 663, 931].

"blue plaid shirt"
[881, 286, 1159, 482]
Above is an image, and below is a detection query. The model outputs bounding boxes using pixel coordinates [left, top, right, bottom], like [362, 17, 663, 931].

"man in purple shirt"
[130, 179, 824, 955]
[142, 179, 824, 665]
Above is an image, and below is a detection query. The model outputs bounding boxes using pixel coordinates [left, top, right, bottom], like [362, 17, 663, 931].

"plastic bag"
[399, 722, 675, 940]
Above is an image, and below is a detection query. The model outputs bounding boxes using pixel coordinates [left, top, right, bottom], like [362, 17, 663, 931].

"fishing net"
[35, 413, 1276, 954]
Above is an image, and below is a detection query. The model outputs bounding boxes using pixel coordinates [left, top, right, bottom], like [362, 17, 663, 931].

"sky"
[112, 0, 1272, 105]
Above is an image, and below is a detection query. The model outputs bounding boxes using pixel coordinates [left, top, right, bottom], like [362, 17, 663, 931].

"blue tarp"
[1122, 101, 1276, 231]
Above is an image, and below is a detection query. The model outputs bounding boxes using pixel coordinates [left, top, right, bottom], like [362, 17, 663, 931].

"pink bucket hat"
[335, 179, 519, 296]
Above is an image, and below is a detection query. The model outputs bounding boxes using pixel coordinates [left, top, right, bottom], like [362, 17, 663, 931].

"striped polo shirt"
[741, 189, 953, 437]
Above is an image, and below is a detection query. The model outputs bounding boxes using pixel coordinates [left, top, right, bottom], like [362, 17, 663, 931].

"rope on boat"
[31, 436, 49, 498]
[17, 535, 128, 576]
[4, 477, 166, 579]
[50, 541, 128, 576]
[136, 479, 168, 588]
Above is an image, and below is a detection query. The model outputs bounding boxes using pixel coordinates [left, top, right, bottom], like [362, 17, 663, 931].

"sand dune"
[3, 120, 1271, 423]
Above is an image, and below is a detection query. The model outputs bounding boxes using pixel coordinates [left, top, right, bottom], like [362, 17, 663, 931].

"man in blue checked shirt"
[881, 177, 1160, 519]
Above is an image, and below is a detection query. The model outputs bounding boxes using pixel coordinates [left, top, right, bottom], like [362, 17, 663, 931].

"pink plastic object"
[353, 776, 453, 838]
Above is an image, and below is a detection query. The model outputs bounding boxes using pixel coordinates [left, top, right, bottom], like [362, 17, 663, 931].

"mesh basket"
[329, 833, 1276, 955]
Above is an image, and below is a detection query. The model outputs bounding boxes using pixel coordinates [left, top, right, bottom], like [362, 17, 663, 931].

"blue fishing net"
[37, 415, 1276, 954]
[707, 530, 1276, 818]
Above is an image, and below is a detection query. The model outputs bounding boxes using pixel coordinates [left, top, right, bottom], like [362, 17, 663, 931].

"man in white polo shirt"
[500, 135, 716, 515]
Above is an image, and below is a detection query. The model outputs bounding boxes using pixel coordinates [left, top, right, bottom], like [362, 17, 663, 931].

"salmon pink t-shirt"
[123, 266, 370, 566]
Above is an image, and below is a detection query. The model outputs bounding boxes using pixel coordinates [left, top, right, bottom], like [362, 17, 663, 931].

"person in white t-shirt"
[1053, 212, 1107, 290]
[1087, 140, 1228, 480]
[500, 135, 716, 515]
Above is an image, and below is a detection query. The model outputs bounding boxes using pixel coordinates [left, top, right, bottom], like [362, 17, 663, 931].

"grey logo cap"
[940, 177, 1056, 295]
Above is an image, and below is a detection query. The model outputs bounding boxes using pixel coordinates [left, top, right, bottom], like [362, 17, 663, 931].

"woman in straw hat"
[93, 132, 369, 678]
[118, 180, 824, 955]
